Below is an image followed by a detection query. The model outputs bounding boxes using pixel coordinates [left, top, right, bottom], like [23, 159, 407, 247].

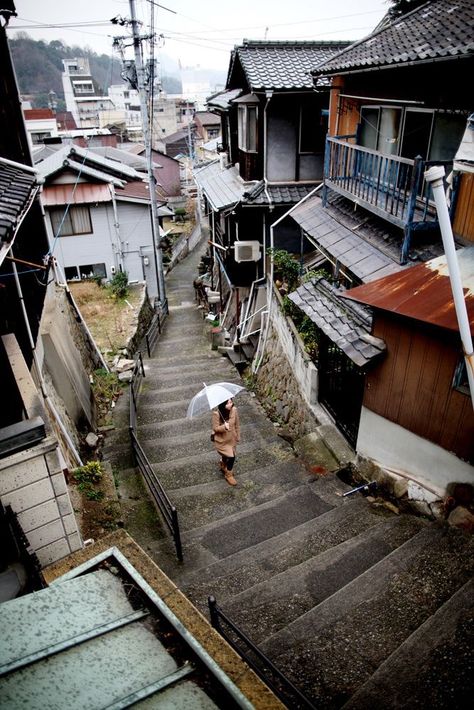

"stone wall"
[254, 289, 320, 440]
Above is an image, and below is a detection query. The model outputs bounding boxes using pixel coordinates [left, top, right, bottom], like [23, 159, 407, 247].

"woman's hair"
[217, 399, 232, 421]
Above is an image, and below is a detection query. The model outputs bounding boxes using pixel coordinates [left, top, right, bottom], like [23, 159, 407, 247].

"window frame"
[50, 205, 93, 237]
[237, 104, 258, 153]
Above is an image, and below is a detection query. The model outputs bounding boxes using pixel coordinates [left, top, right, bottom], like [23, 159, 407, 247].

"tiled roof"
[290, 193, 403, 282]
[291, 191, 443, 276]
[312, 0, 474, 76]
[0, 159, 38, 265]
[231, 40, 351, 90]
[207, 89, 242, 110]
[194, 111, 220, 126]
[36, 146, 143, 185]
[344, 247, 474, 333]
[243, 181, 317, 205]
[194, 161, 255, 211]
[23, 108, 55, 121]
[289, 278, 385, 367]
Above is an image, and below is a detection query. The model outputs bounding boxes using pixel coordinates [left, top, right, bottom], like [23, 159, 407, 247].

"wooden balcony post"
[401, 155, 424, 264]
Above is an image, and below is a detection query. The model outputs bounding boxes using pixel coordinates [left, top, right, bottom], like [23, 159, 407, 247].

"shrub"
[109, 271, 129, 299]
[267, 248, 301, 291]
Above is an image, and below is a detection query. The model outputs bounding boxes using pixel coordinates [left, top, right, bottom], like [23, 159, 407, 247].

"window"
[123, 91, 129, 99]
[73, 81, 94, 94]
[360, 106, 401, 156]
[453, 359, 470, 395]
[65, 263, 106, 281]
[207, 128, 219, 139]
[238, 105, 258, 152]
[300, 106, 328, 153]
[50, 206, 92, 237]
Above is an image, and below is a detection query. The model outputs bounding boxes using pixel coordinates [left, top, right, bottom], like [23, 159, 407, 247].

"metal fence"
[208, 596, 316, 709]
[128, 351, 183, 562]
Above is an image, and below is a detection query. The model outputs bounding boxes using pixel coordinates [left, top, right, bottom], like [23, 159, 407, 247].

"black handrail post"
[208, 595, 219, 628]
[138, 351, 145, 377]
[146, 332, 151, 358]
[172, 508, 183, 562]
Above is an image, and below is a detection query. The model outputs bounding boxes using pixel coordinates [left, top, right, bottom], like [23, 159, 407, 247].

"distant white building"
[62, 58, 115, 128]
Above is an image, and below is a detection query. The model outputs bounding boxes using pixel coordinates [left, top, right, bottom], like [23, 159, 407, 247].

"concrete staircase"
[111, 242, 474, 709]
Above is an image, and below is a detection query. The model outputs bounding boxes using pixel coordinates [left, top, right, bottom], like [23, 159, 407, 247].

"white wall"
[357, 407, 474, 495]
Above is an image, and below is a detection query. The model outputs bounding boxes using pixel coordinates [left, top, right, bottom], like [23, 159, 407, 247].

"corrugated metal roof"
[312, 0, 474, 76]
[41, 183, 112, 206]
[230, 40, 351, 91]
[343, 247, 474, 333]
[290, 193, 402, 282]
[0, 159, 39, 266]
[289, 278, 385, 367]
[194, 161, 255, 211]
[0, 548, 253, 709]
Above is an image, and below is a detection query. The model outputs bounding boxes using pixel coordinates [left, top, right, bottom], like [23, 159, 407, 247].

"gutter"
[263, 91, 273, 209]
[315, 52, 472, 79]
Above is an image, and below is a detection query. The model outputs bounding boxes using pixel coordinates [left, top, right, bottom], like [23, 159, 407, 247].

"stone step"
[152, 484, 335, 584]
[151, 439, 296, 489]
[137, 405, 277, 440]
[181, 497, 396, 607]
[139, 367, 242, 390]
[222, 514, 427, 643]
[137, 379, 244, 405]
[169, 460, 316, 532]
[344, 578, 474, 709]
[260, 524, 474, 708]
[139, 423, 285, 464]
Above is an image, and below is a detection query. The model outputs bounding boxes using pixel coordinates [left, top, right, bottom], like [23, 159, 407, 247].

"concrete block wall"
[0, 438, 82, 567]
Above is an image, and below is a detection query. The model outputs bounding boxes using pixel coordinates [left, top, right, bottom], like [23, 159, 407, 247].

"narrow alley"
[103, 239, 474, 709]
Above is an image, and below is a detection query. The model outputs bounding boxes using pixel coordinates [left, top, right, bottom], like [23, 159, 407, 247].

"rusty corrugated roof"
[41, 184, 111, 206]
[343, 248, 474, 333]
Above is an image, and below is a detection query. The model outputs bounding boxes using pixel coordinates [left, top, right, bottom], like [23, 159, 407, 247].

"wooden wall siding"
[453, 171, 474, 242]
[364, 314, 474, 463]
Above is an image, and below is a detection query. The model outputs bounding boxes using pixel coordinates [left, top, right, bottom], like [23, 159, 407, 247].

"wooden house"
[282, 0, 474, 461]
[195, 40, 349, 345]
[343, 248, 474, 493]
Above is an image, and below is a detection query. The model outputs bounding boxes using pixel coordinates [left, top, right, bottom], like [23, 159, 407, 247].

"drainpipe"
[254, 182, 324, 374]
[108, 183, 123, 273]
[263, 91, 273, 208]
[424, 165, 474, 410]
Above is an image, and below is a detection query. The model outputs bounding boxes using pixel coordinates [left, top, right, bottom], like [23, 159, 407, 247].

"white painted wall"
[357, 407, 474, 495]
[45, 200, 158, 299]
[0, 439, 82, 567]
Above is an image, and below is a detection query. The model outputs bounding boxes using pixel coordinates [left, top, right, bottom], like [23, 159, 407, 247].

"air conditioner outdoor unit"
[234, 241, 261, 263]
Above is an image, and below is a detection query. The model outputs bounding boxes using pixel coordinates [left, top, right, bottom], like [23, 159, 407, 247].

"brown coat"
[212, 406, 240, 457]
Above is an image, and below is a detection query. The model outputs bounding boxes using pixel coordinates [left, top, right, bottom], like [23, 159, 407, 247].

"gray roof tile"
[194, 161, 256, 210]
[289, 278, 385, 367]
[232, 40, 351, 90]
[243, 182, 317, 205]
[313, 0, 474, 75]
[0, 159, 38, 260]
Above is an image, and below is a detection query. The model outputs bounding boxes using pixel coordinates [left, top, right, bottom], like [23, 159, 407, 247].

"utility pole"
[127, 0, 166, 307]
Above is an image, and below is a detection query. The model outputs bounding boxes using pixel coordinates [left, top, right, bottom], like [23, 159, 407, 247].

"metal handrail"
[128, 352, 183, 562]
[208, 596, 316, 709]
[1, 503, 46, 591]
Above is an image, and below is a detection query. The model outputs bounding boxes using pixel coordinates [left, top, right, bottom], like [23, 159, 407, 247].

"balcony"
[323, 136, 456, 261]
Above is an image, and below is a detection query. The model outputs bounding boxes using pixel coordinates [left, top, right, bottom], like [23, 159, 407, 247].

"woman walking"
[212, 398, 240, 486]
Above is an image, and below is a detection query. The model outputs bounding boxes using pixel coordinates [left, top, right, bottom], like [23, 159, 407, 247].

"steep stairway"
[118, 241, 473, 709]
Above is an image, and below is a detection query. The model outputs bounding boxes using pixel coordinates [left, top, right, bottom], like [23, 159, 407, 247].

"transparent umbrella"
[186, 382, 245, 418]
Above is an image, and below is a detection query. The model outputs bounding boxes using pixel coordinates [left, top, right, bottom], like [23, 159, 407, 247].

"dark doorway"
[318, 334, 365, 448]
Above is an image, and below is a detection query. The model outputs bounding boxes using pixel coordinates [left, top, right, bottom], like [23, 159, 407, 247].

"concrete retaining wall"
[0, 438, 82, 566]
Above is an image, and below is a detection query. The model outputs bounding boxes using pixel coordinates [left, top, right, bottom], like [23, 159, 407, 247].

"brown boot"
[224, 468, 237, 486]
[219, 460, 226, 473]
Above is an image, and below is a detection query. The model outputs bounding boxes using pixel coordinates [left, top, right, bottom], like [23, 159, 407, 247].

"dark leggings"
[222, 455, 235, 471]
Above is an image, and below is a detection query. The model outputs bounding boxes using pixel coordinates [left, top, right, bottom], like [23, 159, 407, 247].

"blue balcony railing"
[323, 136, 455, 262]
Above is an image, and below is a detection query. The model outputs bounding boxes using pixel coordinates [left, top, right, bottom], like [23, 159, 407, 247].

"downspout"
[9, 250, 83, 465]
[424, 165, 474, 410]
[263, 91, 273, 208]
[108, 183, 123, 274]
[254, 183, 324, 374]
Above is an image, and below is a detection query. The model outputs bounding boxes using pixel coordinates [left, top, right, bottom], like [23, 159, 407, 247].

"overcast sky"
[10, 0, 389, 72]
